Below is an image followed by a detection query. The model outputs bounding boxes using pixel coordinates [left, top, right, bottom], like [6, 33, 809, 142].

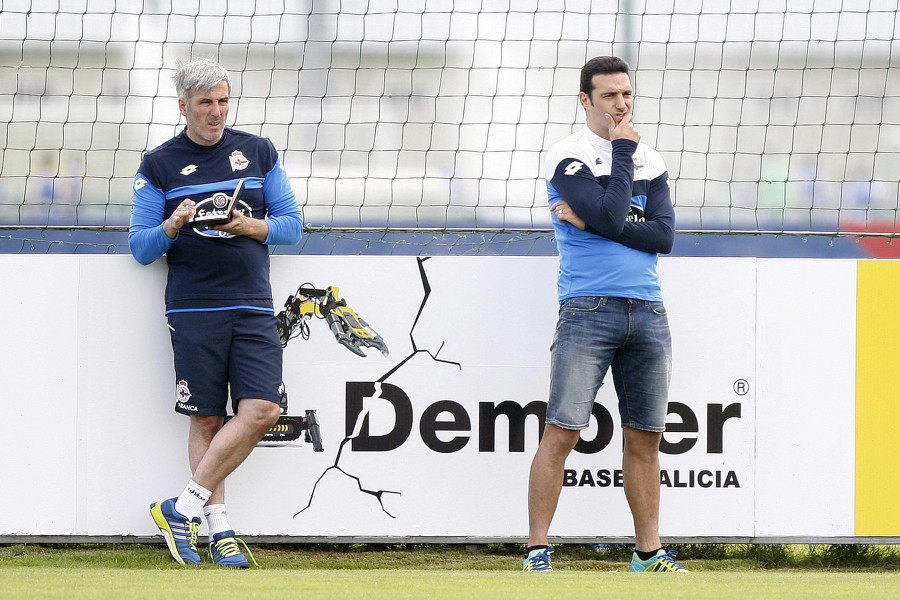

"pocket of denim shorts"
[647, 301, 667, 316]
[562, 296, 605, 312]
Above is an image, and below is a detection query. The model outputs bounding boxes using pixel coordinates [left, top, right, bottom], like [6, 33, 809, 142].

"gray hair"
[173, 58, 232, 102]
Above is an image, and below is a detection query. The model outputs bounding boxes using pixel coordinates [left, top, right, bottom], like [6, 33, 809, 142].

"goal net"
[1, 1, 898, 252]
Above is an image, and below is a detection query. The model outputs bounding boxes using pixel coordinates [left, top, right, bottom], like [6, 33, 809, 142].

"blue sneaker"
[150, 498, 201, 565]
[522, 546, 553, 572]
[630, 549, 690, 572]
[209, 530, 255, 569]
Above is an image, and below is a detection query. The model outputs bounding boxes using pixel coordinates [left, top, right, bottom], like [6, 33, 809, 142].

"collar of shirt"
[582, 125, 612, 154]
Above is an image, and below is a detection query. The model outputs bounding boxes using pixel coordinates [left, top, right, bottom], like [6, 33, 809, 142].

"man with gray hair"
[129, 57, 302, 568]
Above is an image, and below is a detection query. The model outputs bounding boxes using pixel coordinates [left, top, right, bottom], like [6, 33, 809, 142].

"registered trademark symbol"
[733, 379, 749, 395]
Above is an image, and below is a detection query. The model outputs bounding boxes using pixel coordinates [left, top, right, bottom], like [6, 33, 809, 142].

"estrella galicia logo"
[627, 194, 647, 222]
[626, 204, 645, 223]
[191, 193, 251, 238]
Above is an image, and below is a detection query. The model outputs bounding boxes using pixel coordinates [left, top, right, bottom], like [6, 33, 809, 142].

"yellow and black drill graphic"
[231, 285, 389, 450]
[275, 285, 389, 358]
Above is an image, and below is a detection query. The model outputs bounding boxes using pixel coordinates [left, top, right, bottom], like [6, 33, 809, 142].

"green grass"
[1, 544, 900, 599]
[2, 568, 899, 599]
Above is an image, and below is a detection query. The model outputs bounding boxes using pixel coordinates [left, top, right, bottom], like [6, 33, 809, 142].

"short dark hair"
[580, 56, 630, 96]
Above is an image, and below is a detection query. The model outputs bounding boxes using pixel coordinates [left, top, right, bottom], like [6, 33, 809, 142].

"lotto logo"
[181, 164, 198, 176]
[564, 161, 583, 176]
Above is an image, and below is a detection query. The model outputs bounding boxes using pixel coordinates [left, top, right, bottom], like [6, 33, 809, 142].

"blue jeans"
[546, 296, 672, 432]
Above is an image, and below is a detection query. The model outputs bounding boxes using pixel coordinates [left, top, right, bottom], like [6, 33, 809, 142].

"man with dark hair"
[579, 55, 630, 96]
[129, 57, 302, 568]
[523, 56, 687, 573]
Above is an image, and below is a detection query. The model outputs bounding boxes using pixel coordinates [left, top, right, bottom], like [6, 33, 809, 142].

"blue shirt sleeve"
[549, 139, 637, 239]
[262, 156, 303, 246]
[128, 174, 175, 265]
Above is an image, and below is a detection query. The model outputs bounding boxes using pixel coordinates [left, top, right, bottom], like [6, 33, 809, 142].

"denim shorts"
[167, 309, 284, 416]
[546, 296, 672, 432]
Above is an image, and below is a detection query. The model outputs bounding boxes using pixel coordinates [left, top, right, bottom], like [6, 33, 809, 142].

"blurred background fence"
[1, 1, 898, 254]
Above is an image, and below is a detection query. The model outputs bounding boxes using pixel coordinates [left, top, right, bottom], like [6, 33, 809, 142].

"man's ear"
[579, 91, 591, 109]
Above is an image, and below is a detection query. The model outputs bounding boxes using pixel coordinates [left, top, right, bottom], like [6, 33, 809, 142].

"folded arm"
[549, 139, 638, 239]
[552, 152, 674, 255]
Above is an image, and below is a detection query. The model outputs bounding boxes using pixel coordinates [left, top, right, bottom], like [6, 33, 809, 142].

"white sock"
[174, 480, 212, 521]
[204, 504, 232, 536]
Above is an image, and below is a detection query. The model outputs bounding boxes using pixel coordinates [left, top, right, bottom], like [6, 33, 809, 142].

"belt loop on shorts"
[600, 296, 608, 306]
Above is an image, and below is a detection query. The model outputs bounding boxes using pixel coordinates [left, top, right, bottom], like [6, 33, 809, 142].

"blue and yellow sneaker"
[150, 498, 201, 565]
[522, 546, 553, 572]
[630, 549, 690, 572]
[209, 530, 256, 569]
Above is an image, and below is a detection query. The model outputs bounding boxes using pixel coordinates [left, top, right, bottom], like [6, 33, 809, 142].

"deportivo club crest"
[176, 379, 192, 402]
[229, 150, 250, 171]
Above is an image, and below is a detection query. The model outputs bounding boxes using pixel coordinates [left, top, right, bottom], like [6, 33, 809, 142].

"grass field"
[2, 543, 899, 599]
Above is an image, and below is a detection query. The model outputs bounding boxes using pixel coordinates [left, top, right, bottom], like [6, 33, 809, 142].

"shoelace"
[213, 536, 261, 568]
[528, 549, 553, 570]
[187, 520, 199, 552]
[656, 550, 685, 570]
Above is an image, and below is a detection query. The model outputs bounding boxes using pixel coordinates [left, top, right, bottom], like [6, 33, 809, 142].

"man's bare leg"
[527, 424, 581, 546]
[623, 427, 662, 552]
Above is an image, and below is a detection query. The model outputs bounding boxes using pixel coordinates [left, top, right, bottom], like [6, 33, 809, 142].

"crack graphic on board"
[293, 382, 402, 518]
[376, 257, 462, 382]
[294, 257, 461, 519]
